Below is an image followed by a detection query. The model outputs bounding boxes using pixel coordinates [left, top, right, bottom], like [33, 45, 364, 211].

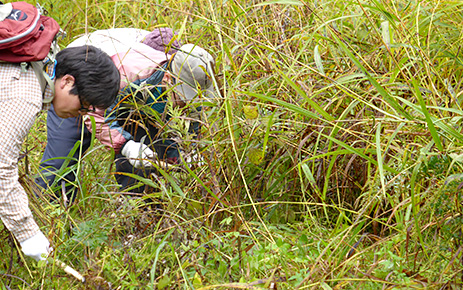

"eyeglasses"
[78, 98, 96, 113]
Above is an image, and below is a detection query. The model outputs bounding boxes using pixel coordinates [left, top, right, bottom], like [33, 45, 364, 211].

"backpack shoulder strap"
[29, 61, 54, 102]
[30, 27, 65, 103]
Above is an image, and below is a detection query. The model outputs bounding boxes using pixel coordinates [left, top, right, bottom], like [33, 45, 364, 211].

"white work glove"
[121, 140, 157, 168]
[20, 231, 51, 261]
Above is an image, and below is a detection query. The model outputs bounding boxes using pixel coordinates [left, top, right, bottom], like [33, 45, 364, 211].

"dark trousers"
[35, 105, 179, 197]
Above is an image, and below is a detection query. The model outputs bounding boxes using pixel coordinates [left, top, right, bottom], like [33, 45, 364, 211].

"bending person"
[36, 28, 216, 196]
[0, 45, 120, 261]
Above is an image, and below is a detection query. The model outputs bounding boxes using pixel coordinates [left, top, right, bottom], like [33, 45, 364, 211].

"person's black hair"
[54, 45, 120, 109]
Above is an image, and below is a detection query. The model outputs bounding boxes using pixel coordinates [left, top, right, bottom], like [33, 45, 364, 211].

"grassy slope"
[1, 0, 463, 289]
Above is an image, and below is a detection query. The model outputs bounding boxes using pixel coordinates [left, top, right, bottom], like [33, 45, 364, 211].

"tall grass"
[2, 0, 463, 289]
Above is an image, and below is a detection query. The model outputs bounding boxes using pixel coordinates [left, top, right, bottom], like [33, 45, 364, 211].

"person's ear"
[59, 74, 75, 89]
[162, 72, 172, 85]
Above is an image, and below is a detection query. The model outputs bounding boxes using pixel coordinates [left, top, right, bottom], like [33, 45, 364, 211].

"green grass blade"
[412, 79, 443, 151]
[254, 0, 303, 6]
[246, 91, 328, 122]
[314, 44, 325, 76]
[331, 31, 412, 120]
[321, 132, 399, 174]
[376, 122, 386, 196]
[397, 95, 463, 141]
[275, 69, 334, 122]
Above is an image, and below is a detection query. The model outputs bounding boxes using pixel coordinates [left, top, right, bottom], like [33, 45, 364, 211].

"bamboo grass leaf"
[150, 231, 174, 286]
[364, 0, 398, 23]
[376, 122, 386, 195]
[246, 74, 334, 123]
[300, 162, 321, 196]
[246, 91, 323, 121]
[331, 31, 412, 120]
[305, 149, 376, 161]
[321, 133, 399, 174]
[381, 21, 391, 49]
[396, 95, 463, 140]
[276, 70, 334, 122]
[156, 166, 185, 198]
[413, 79, 443, 151]
[84, 114, 96, 152]
[114, 172, 159, 189]
[254, 0, 303, 6]
[314, 44, 325, 76]
[334, 73, 367, 84]
[182, 160, 221, 202]
[262, 111, 273, 157]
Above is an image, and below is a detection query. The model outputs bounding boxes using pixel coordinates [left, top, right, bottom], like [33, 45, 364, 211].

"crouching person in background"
[35, 28, 217, 197]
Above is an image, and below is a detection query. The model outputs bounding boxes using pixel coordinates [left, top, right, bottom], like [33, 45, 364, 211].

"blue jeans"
[35, 105, 180, 197]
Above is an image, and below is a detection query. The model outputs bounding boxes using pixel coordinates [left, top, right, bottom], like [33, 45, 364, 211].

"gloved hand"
[121, 140, 157, 168]
[20, 231, 51, 261]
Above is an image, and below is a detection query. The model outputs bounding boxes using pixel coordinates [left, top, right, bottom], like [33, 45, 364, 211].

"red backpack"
[0, 1, 62, 97]
[0, 1, 60, 61]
